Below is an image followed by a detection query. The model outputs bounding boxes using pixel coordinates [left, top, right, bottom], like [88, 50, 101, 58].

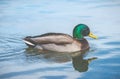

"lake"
[0, 0, 120, 79]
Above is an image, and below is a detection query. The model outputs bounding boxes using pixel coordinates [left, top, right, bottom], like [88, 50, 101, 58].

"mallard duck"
[23, 24, 97, 52]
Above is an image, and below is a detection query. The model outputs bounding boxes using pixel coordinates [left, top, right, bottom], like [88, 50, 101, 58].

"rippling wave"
[0, 34, 25, 62]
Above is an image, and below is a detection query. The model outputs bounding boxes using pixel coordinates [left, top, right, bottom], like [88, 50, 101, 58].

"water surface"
[0, 0, 120, 79]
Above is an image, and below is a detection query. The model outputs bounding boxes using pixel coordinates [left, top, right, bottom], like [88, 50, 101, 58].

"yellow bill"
[88, 32, 98, 39]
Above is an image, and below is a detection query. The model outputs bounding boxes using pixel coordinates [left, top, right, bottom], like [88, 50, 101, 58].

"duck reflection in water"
[71, 51, 97, 72]
[25, 48, 97, 72]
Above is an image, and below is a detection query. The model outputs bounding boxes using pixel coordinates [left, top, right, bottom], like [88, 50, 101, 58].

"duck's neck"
[79, 38, 89, 51]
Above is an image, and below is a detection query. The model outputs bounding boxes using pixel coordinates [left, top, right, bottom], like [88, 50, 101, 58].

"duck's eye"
[82, 28, 90, 36]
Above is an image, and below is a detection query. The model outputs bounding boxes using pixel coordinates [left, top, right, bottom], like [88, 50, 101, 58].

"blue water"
[0, 0, 120, 79]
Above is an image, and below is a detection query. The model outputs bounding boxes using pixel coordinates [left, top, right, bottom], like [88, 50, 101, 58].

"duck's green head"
[73, 24, 97, 39]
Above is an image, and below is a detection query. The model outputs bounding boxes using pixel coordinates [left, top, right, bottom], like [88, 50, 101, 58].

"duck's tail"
[23, 36, 35, 47]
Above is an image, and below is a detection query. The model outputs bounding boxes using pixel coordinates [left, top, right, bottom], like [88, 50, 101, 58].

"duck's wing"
[23, 33, 74, 46]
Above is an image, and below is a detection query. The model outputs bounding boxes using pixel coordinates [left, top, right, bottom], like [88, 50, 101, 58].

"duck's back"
[29, 33, 74, 44]
[23, 33, 83, 52]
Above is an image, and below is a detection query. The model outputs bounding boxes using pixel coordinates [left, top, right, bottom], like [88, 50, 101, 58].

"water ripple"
[0, 66, 70, 79]
[0, 34, 25, 62]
